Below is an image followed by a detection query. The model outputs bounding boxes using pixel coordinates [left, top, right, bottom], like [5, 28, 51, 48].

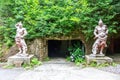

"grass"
[3, 65, 15, 69]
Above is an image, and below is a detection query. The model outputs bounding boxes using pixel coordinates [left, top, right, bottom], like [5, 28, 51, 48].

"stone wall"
[2, 30, 94, 61]
[1, 44, 18, 61]
[28, 38, 48, 60]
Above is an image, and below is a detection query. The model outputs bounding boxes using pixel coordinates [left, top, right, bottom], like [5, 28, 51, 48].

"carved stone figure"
[92, 19, 108, 56]
[15, 21, 28, 57]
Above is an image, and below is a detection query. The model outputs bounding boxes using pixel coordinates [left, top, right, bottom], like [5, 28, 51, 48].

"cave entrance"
[48, 40, 85, 58]
[107, 37, 120, 55]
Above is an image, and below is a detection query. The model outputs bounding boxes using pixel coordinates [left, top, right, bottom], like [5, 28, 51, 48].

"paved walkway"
[0, 68, 25, 80]
[0, 58, 120, 80]
[16, 58, 120, 80]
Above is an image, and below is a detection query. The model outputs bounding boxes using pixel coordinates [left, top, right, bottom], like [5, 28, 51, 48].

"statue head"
[15, 21, 23, 28]
[98, 19, 103, 27]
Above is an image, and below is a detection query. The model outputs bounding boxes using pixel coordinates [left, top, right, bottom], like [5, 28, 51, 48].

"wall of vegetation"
[0, 0, 120, 47]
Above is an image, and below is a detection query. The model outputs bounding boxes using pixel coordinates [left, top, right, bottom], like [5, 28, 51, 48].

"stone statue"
[15, 21, 28, 57]
[92, 19, 108, 56]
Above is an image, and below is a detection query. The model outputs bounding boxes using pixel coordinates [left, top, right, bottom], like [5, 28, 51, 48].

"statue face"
[19, 25, 22, 29]
[16, 24, 19, 28]
[99, 22, 103, 27]
[15, 22, 23, 29]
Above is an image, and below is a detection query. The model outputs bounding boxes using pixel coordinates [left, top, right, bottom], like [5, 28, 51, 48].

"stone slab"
[7, 55, 34, 65]
[90, 54, 105, 57]
[85, 55, 113, 64]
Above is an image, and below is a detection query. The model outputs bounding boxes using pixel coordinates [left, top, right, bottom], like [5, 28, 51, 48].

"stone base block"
[14, 61, 23, 67]
[85, 55, 113, 64]
[7, 55, 34, 66]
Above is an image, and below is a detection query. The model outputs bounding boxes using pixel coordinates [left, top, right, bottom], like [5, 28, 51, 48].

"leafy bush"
[0, 0, 119, 47]
[30, 58, 42, 66]
[0, 43, 3, 60]
[22, 57, 42, 69]
[3, 65, 14, 69]
[88, 61, 117, 68]
[68, 43, 85, 65]
[43, 57, 50, 61]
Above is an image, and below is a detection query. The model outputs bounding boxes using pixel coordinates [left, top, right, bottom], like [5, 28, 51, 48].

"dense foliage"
[0, 0, 119, 46]
[68, 42, 85, 65]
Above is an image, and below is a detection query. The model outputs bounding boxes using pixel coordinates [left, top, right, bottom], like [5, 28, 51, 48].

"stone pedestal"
[85, 55, 113, 64]
[14, 61, 23, 67]
[7, 55, 34, 66]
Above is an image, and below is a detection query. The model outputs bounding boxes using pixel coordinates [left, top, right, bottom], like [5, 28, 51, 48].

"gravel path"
[0, 68, 25, 80]
[0, 58, 120, 80]
[99, 64, 120, 74]
[15, 58, 120, 80]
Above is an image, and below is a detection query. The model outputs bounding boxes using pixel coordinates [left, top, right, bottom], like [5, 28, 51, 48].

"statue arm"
[21, 28, 27, 38]
[94, 27, 98, 38]
[106, 29, 108, 35]
[105, 25, 108, 35]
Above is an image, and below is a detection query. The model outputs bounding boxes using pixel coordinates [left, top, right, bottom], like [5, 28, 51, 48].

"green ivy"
[0, 43, 3, 59]
[0, 0, 119, 47]
[22, 57, 42, 69]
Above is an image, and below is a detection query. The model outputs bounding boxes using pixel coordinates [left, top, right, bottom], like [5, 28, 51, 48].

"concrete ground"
[0, 58, 120, 80]
[0, 68, 25, 80]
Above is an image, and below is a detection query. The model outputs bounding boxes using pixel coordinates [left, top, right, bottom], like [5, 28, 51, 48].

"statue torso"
[96, 25, 107, 34]
[16, 28, 25, 38]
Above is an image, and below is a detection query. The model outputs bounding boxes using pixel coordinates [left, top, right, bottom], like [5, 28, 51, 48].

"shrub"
[68, 43, 85, 65]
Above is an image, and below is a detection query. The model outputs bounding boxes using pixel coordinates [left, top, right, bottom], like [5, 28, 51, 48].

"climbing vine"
[0, 0, 119, 46]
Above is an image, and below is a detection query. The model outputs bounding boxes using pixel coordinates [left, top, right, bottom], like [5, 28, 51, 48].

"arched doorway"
[48, 40, 85, 58]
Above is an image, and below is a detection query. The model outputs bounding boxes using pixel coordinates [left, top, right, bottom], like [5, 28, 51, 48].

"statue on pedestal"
[15, 21, 28, 57]
[91, 19, 108, 56]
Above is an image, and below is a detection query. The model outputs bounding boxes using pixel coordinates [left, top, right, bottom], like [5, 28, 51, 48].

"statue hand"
[94, 35, 98, 39]
[21, 36, 24, 39]
[94, 37, 97, 39]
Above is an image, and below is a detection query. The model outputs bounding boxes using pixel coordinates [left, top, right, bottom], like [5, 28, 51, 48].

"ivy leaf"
[112, 29, 117, 34]
[70, 17, 80, 23]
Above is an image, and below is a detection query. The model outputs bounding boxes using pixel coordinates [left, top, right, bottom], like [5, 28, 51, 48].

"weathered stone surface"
[3, 30, 96, 61]
[14, 61, 23, 67]
[0, 63, 7, 67]
[0, 45, 18, 61]
[7, 55, 34, 66]
[28, 39, 48, 60]
[90, 54, 105, 57]
[2, 38, 48, 61]
[85, 55, 113, 64]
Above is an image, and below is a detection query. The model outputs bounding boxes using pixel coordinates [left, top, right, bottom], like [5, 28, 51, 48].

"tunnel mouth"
[106, 37, 120, 55]
[48, 40, 85, 58]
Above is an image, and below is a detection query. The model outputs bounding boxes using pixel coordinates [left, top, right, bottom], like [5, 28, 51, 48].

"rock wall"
[0, 44, 18, 61]
[1, 38, 48, 61]
[2, 30, 94, 61]
[28, 38, 48, 60]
